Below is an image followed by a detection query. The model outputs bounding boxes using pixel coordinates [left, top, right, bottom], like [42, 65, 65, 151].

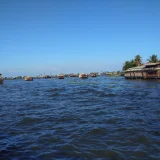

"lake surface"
[0, 77, 160, 160]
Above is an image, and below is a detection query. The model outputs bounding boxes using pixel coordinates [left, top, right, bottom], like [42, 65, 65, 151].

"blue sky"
[0, 0, 160, 76]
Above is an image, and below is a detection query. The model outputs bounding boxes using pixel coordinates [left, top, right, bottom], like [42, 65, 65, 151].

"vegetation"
[123, 54, 160, 71]
[134, 55, 142, 66]
[122, 54, 142, 71]
[147, 54, 159, 63]
[122, 60, 136, 71]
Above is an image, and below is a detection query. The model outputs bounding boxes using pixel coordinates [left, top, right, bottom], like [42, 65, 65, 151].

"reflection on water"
[0, 77, 160, 159]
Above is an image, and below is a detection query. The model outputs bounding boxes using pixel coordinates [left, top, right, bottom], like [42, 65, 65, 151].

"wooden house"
[125, 63, 160, 79]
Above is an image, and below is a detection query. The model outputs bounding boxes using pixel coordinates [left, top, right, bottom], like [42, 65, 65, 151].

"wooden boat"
[0, 74, 3, 84]
[79, 73, 88, 79]
[24, 76, 33, 81]
[90, 73, 96, 77]
[70, 74, 77, 77]
[58, 74, 64, 79]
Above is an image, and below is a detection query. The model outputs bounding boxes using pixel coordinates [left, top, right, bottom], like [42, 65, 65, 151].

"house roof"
[126, 66, 145, 72]
[125, 63, 160, 72]
[144, 62, 160, 66]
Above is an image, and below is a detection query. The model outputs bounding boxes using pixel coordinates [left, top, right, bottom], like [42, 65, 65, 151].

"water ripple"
[0, 77, 160, 159]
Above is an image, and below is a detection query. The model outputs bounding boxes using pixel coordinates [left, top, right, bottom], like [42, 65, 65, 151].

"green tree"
[147, 54, 159, 63]
[122, 61, 129, 71]
[122, 59, 136, 71]
[134, 54, 142, 66]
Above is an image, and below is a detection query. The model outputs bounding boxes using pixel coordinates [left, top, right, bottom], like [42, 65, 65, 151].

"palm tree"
[134, 55, 142, 66]
[147, 54, 159, 63]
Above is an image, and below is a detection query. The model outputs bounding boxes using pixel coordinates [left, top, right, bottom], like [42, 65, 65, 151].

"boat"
[24, 76, 33, 81]
[70, 74, 78, 77]
[79, 73, 88, 79]
[90, 73, 97, 77]
[58, 74, 64, 79]
[0, 74, 3, 84]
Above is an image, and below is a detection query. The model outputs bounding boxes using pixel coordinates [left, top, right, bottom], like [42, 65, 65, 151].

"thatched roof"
[126, 63, 160, 72]
[144, 62, 160, 66]
[126, 66, 145, 72]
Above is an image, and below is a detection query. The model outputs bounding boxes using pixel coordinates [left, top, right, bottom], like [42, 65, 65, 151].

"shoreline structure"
[124, 62, 160, 79]
[2, 63, 160, 82]
[2, 72, 123, 81]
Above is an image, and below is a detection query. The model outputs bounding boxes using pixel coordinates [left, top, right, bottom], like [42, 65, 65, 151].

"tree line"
[122, 54, 160, 71]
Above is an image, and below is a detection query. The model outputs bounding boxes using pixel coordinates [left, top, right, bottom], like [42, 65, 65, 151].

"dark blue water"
[0, 77, 160, 160]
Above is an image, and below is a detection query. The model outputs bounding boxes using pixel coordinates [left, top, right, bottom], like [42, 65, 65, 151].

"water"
[0, 77, 160, 160]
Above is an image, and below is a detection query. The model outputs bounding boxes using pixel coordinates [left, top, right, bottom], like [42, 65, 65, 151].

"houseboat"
[125, 63, 160, 79]
[24, 76, 33, 81]
[90, 73, 97, 77]
[69, 74, 77, 77]
[0, 74, 3, 84]
[79, 73, 88, 79]
[58, 74, 64, 79]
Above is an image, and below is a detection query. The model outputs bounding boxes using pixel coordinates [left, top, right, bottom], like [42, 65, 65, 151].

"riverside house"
[125, 63, 160, 79]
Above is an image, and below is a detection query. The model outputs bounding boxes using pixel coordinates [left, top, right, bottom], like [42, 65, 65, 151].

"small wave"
[90, 149, 123, 159]
[108, 85, 116, 88]
[134, 150, 148, 157]
[119, 106, 137, 110]
[74, 88, 103, 95]
[94, 110, 106, 116]
[39, 134, 61, 144]
[18, 117, 44, 125]
[88, 128, 106, 135]
[59, 144, 79, 152]
[49, 93, 59, 97]
[131, 135, 150, 145]
[100, 93, 117, 97]
[46, 88, 65, 92]
[108, 82, 117, 84]
[106, 118, 122, 124]
[57, 115, 81, 123]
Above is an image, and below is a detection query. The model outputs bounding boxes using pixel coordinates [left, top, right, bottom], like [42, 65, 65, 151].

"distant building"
[125, 63, 160, 79]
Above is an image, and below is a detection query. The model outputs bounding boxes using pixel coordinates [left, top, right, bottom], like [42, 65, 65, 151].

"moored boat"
[90, 73, 96, 77]
[79, 73, 88, 79]
[24, 76, 33, 81]
[70, 74, 77, 77]
[58, 74, 64, 79]
[0, 74, 3, 84]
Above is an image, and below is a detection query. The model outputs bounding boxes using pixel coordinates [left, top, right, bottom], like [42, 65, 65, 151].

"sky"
[0, 0, 160, 77]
